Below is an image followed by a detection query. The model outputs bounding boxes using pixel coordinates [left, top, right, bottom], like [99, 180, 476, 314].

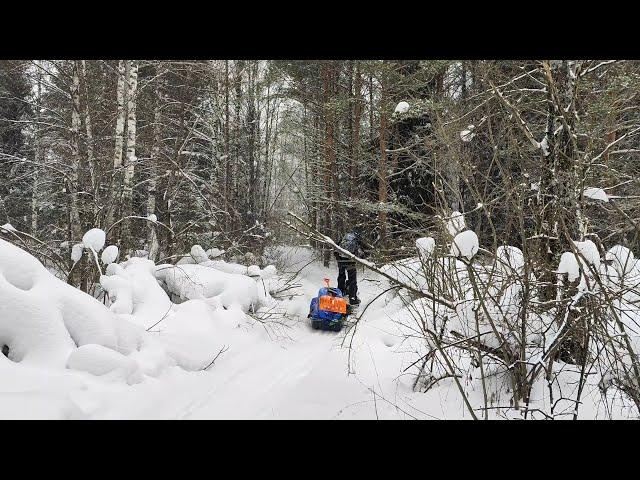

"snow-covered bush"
[154, 262, 263, 312]
[394, 101, 410, 114]
[583, 187, 609, 202]
[190, 244, 209, 263]
[451, 230, 479, 261]
[82, 228, 106, 251]
[496, 246, 525, 275]
[101, 245, 119, 265]
[446, 211, 466, 238]
[71, 243, 84, 263]
[0, 238, 239, 386]
[0, 238, 143, 368]
[416, 236, 435, 260]
[460, 125, 475, 142]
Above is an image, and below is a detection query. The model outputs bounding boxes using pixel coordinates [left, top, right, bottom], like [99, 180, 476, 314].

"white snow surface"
[1, 223, 16, 232]
[558, 252, 581, 282]
[206, 248, 224, 259]
[415, 237, 435, 260]
[154, 262, 266, 312]
[190, 244, 209, 263]
[394, 101, 410, 114]
[446, 211, 466, 237]
[460, 125, 475, 142]
[574, 239, 601, 270]
[82, 228, 106, 251]
[605, 245, 636, 275]
[71, 243, 84, 263]
[67, 344, 143, 385]
[583, 187, 609, 202]
[101, 245, 119, 265]
[451, 230, 479, 260]
[496, 245, 525, 274]
[247, 265, 261, 277]
[0, 238, 142, 368]
[1, 240, 637, 419]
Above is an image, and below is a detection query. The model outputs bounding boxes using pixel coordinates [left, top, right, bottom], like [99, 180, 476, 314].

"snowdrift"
[0, 238, 269, 384]
[0, 238, 143, 368]
[154, 247, 277, 312]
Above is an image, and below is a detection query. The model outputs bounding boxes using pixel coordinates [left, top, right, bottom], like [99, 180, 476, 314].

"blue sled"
[308, 287, 353, 332]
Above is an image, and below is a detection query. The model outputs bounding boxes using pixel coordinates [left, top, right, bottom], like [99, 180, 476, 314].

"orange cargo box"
[318, 295, 347, 314]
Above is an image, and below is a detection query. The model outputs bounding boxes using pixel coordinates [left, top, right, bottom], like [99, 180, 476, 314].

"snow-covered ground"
[0, 238, 637, 419]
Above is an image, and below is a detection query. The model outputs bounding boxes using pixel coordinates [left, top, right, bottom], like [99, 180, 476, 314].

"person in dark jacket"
[334, 231, 369, 305]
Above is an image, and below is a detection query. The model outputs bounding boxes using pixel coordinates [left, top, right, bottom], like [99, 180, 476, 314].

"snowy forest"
[1, 59, 639, 419]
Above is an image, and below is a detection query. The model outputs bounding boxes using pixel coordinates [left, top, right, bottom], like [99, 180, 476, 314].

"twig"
[203, 345, 229, 371]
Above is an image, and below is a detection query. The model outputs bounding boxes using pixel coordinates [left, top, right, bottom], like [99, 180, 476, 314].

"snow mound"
[82, 228, 106, 251]
[71, 243, 84, 263]
[66, 344, 142, 384]
[148, 214, 157, 222]
[451, 230, 478, 260]
[446, 211, 466, 237]
[574, 240, 601, 270]
[557, 240, 601, 286]
[558, 252, 580, 282]
[201, 259, 248, 275]
[416, 237, 435, 260]
[583, 187, 609, 202]
[190, 244, 209, 263]
[605, 245, 635, 272]
[604, 245, 640, 284]
[101, 257, 172, 329]
[0, 238, 143, 369]
[261, 265, 277, 279]
[394, 101, 410, 114]
[206, 247, 224, 259]
[2, 238, 224, 380]
[154, 263, 261, 312]
[101, 245, 119, 265]
[496, 246, 524, 274]
[247, 265, 261, 277]
[100, 273, 134, 314]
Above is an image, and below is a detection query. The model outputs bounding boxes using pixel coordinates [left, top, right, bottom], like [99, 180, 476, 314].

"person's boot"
[349, 296, 361, 306]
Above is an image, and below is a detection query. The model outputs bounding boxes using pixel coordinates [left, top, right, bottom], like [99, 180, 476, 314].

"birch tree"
[121, 60, 138, 252]
[106, 60, 127, 231]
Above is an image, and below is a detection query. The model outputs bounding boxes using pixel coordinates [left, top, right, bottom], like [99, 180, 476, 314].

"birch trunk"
[106, 60, 127, 230]
[147, 74, 162, 262]
[121, 60, 138, 251]
[69, 60, 82, 241]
